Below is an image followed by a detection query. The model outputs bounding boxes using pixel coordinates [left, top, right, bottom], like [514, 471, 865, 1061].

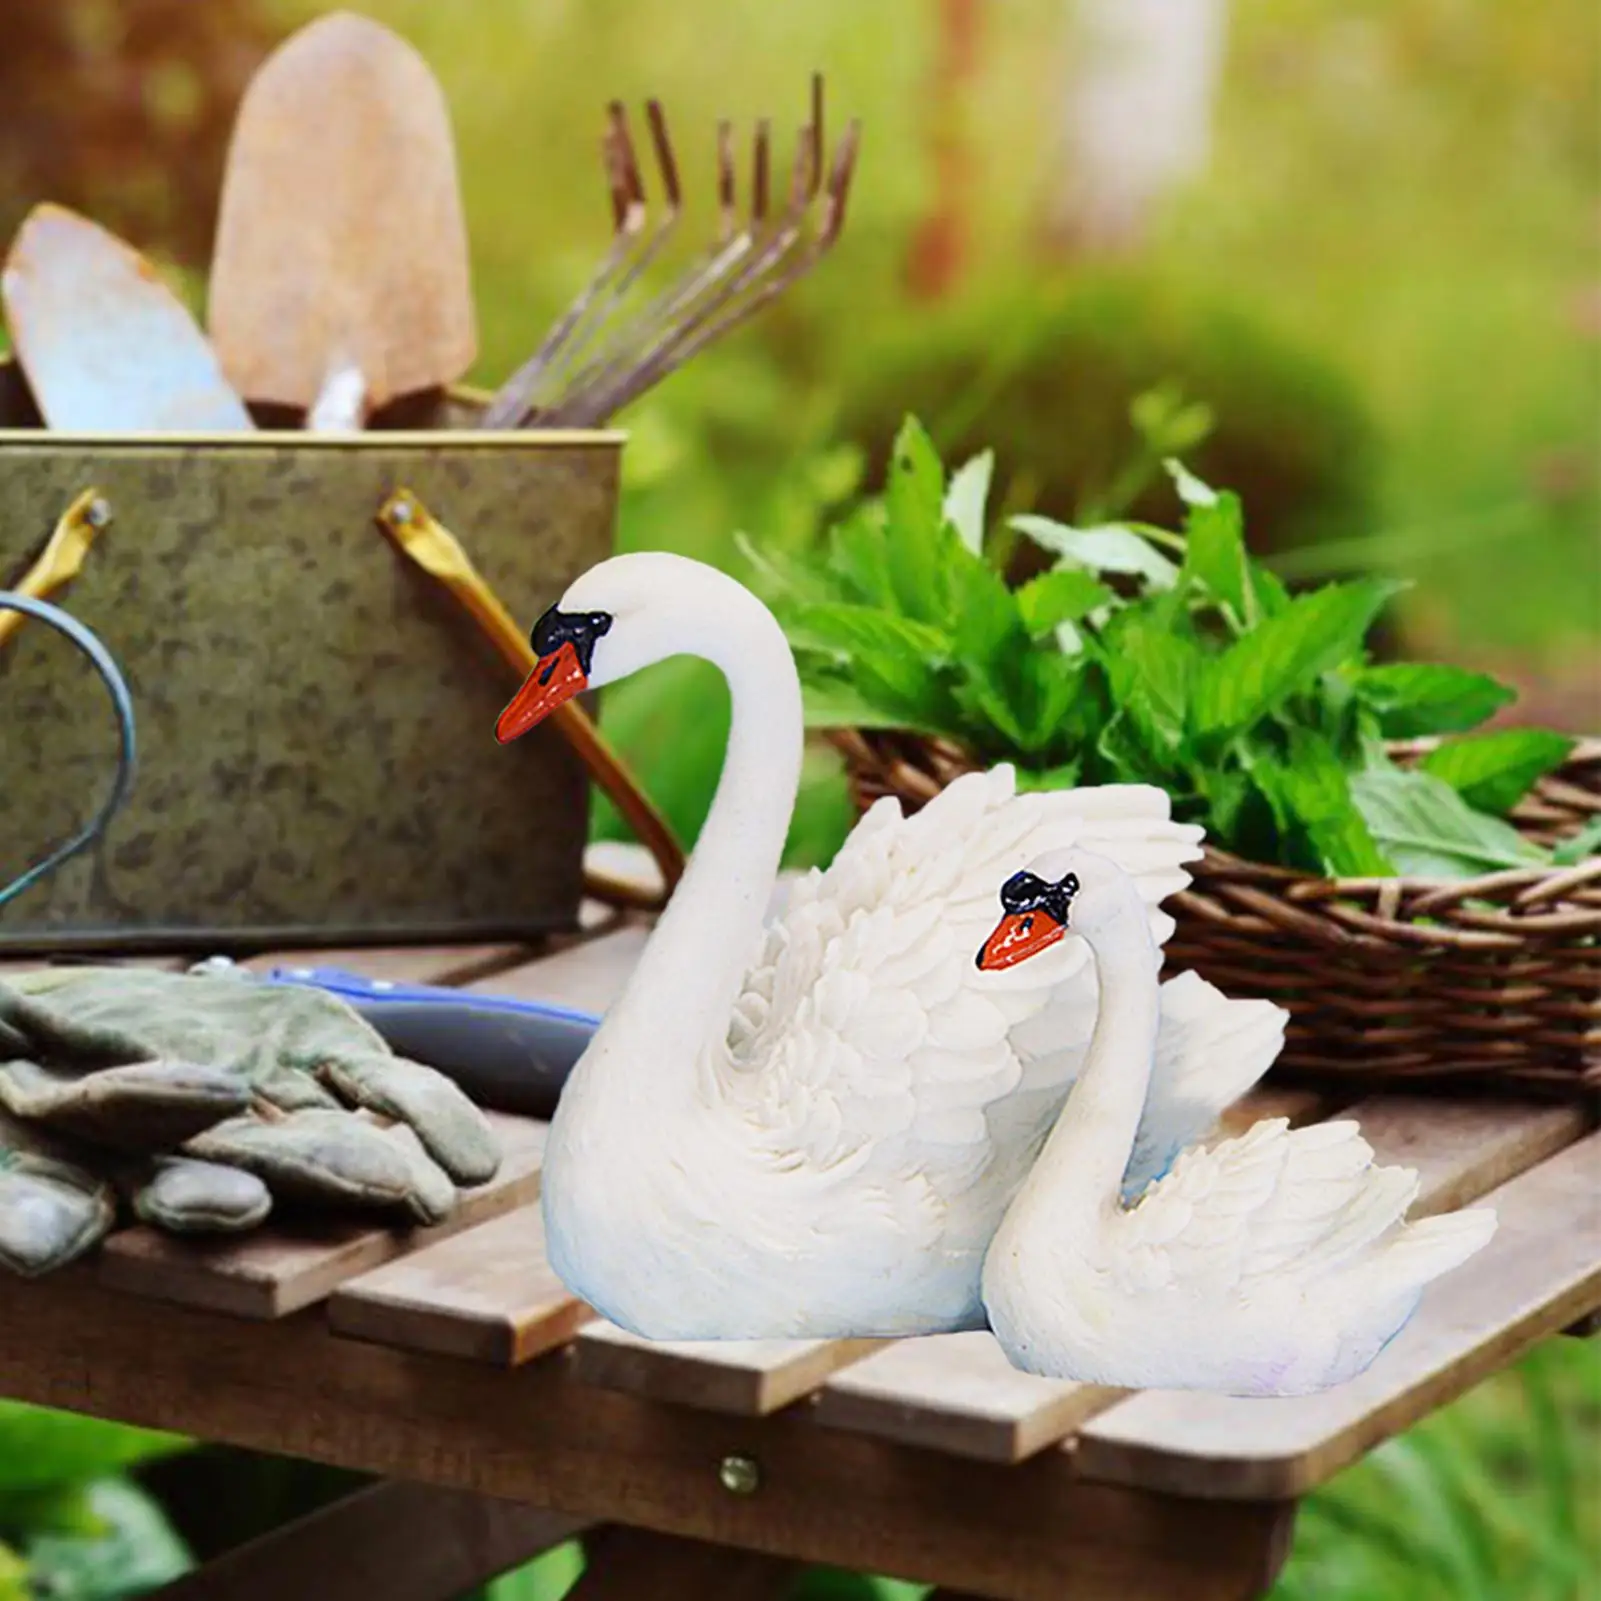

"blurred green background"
[0, 1, 1597, 1596]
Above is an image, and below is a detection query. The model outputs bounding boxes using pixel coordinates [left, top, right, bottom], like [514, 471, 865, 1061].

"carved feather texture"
[719, 766, 1208, 1226]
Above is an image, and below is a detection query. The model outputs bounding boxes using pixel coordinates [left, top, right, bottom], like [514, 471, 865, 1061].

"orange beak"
[496, 642, 587, 744]
[976, 909, 1067, 972]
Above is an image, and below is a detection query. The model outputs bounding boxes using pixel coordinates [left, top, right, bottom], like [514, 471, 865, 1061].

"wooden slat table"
[1, 888, 1596, 1601]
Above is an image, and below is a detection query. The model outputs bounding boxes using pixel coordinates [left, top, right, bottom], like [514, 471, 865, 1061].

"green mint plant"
[742, 415, 1581, 879]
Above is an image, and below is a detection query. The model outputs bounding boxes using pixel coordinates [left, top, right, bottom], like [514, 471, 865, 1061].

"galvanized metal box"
[0, 367, 622, 951]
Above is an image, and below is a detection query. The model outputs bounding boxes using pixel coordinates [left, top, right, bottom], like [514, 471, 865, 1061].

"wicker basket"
[828, 728, 1601, 1099]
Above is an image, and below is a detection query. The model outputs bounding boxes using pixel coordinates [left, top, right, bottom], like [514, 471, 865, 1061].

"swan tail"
[1362, 1206, 1500, 1299]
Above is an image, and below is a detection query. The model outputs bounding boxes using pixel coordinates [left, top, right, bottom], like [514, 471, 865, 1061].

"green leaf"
[954, 671, 1032, 751]
[882, 416, 949, 622]
[1180, 489, 1253, 623]
[733, 530, 837, 607]
[784, 601, 950, 663]
[946, 542, 1025, 668]
[1009, 516, 1180, 588]
[1553, 815, 1601, 866]
[22, 1478, 192, 1601]
[1017, 653, 1089, 752]
[852, 650, 953, 730]
[1129, 387, 1213, 457]
[1254, 729, 1395, 877]
[0, 1541, 24, 1601]
[1249, 559, 1292, 616]
[828, 503, 896, 609]
[1014, 569, 1114, 637]
[800, 676, 941, 733]
[1191, 577, 1401, 739]
[1351, 766, 1548, 878]
[1354, 663, 1516, 738]
[1015, 760, 1083, 793]
[1164, 456, 1218, 507]
[1099, 612, 1196, 756]
[1420, 728, 1576, 814]
[1095, 711, 1155, 784]
[943, 449, 993, 556]
[0, 1403, 187, 1494]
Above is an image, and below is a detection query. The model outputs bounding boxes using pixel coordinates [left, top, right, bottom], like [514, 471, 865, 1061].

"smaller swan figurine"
[975, 849, 1499, 1395]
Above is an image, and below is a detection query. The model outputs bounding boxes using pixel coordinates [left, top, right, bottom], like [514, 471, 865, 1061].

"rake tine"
[752, 118, 772, 224]
[552, 106, 818, 422]
[565, 115, 859, 426]
[716, 120, 739, 246]
[809, 70, 825, 199]
[545, 114, 768, 419]
[482, 100, 679, 427]
[560, 104, 830, 425]
[532, 98, 686, 400]
[605, 103, 645, 231]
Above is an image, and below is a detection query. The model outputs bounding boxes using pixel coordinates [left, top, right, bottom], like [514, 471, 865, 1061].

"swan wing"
[1123, 974, 1288, 1200]
[1112, 1118, 1427, 1298]
[988, 972, 1285, 1211]
[722, 765, 1204, 1199]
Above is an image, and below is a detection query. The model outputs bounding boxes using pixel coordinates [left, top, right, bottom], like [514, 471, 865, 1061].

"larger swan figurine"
[495, 552, 1273, 1339]
[977, 848, 1499, 1394]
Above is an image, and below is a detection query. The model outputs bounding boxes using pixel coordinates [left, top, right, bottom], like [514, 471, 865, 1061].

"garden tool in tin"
[208, 10, 476, 429]
[1, 203, 251, 433]
[0, 964, 506, 1276]
[194, 958, 599, 1120]
[483, 74, 860, 429]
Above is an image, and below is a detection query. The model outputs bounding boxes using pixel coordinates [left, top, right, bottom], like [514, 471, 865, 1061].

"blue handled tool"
[200, 962, 599, 1119]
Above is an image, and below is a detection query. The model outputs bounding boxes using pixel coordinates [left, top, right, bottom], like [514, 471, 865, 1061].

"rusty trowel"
[207, 10, 477, 430]
[1, 203, 252, 434]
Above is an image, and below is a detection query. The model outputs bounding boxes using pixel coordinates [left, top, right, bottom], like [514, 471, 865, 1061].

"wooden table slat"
[98, 1111, 548, 1319]
[1323, 1094, 1590, 1219]
[568, 1527, 797, 1601]
[812, 1330, 1124, 1462]
[328, 1204, 591, 1365]
[147, 1481, 589, 1601]
[1071, 1125, 1601, 1500]
[573, 1322, 887, 1416]
[475, 926, 650, 1016]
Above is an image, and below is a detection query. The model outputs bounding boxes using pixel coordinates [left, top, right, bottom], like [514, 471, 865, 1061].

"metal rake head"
[488, 75, 859, 431]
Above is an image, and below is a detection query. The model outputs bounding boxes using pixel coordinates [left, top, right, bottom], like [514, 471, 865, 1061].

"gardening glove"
[0, 1109, 113, 1277]
[0, 967, 501, 1230]
[0, 1107, 272, 1277]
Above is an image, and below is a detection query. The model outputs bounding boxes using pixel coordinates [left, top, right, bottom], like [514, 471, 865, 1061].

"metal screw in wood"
[717, 1453, 761, 1495]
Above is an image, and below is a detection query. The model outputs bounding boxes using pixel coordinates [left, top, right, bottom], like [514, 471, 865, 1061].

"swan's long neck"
[1014, 882, 1164, 1221]
[593, 568, 803, 1086]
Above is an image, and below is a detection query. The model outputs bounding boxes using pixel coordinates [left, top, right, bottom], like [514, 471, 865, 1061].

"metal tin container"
[0, 367, 623, 951]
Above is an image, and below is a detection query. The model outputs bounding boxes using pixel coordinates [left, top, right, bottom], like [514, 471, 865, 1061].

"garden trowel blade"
[208, 9, 477, 423]
[1, 203, 253, 433]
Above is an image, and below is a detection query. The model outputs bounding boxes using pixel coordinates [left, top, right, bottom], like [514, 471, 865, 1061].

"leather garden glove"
[0, 1107, 273, 1277]
[0, 967, 500, 1231]
[0, 1109, 112, 1277]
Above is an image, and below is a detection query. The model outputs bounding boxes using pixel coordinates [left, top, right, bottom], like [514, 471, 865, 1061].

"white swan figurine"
[495, 552, 1264, 1340]
[976, 848, 1500, 1394]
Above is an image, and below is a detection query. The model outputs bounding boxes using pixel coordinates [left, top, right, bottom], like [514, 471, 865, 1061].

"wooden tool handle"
[374, 489, 686, 910]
